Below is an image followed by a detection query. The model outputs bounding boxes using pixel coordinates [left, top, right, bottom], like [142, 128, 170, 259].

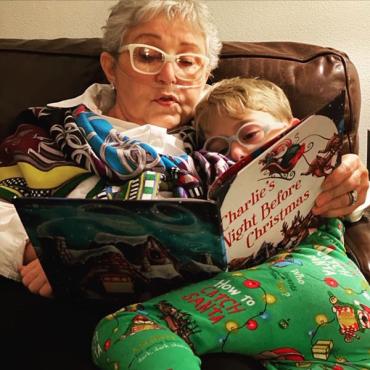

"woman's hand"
[19, 242, 53, 297]
[312, 153, 369, 218]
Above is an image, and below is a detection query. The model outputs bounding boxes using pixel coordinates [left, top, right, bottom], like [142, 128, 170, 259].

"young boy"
[195, 77, 300, 162]
[92, 78, 370, 370]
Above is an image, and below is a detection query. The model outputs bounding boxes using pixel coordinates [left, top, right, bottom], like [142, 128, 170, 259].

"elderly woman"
[0, 0, 368, 369]
[0, 0, 221, 295]
[0, 0, 368, 297]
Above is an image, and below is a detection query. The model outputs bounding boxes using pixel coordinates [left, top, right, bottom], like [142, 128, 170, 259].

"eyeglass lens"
[131, 45, 207, 81]
[204, 123, 270, 155]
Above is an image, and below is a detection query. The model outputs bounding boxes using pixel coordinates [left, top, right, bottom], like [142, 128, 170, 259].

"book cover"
[14, 198, 226, 301]
[209, 93, 344, 269]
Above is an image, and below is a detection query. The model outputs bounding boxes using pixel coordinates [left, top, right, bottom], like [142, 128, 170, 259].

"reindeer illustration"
[301, 133, 342, 177]
[279, 211, 313, 248]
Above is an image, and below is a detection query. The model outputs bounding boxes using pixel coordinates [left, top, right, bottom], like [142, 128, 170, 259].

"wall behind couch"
[0, 0, 369, 166]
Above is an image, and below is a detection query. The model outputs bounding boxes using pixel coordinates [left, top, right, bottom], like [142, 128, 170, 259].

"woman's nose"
[229, 141, 249, 162]
[156, 61, 177, 85]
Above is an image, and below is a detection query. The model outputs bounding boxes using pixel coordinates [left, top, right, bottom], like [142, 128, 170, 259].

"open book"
[13, 93, 344, 300]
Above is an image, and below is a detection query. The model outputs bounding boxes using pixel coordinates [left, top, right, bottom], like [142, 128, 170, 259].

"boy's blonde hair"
[195, 77, 293, 142]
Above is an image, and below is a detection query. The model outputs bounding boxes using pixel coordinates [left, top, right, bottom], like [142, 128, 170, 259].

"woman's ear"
[100, 52, 116, 85]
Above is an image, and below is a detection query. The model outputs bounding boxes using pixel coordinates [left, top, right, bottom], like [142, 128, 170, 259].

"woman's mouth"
[155, 94, 179, 107]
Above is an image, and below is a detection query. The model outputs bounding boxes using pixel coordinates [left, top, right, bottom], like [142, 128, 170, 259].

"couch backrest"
[0, 38, 361, 154]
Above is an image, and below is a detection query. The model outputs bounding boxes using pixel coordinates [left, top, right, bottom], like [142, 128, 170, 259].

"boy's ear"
[289, 118, 300, 127]
[100, 52, 116, 85]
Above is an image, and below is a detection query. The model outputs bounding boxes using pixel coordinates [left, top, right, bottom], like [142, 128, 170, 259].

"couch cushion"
[0, 38, 106, 139]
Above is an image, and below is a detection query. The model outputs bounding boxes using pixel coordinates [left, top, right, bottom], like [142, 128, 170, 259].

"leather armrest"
[344, 209, 370, 282]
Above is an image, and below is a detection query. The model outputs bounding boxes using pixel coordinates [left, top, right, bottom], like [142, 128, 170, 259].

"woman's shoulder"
[47, 83, 114, 115]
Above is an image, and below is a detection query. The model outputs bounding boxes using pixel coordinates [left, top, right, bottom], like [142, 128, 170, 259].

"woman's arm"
[312, 153, 369, 217]
[0, 202, 28, 280]
[0, 201, 53, 297]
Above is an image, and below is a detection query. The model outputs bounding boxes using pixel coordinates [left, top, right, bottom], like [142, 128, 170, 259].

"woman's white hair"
[101, 0, 222, 71]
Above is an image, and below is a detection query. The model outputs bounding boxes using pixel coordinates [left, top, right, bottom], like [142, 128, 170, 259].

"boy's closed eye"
[238, 125, 265, 144]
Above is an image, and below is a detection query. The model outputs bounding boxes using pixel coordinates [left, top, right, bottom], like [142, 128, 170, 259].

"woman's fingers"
[19, 258, 53, 297]
[312, 154, 369, 217]
[39, 282, 53, 297]
[19, 259, 38, 284]
[27, 269, 47, 294]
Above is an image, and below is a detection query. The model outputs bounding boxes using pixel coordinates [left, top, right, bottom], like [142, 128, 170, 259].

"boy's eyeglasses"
[119, 43, 209, 83]
[203, 120, 288, 157]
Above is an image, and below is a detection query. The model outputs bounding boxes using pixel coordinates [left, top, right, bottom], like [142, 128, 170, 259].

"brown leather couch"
[0, 38, 369, 370]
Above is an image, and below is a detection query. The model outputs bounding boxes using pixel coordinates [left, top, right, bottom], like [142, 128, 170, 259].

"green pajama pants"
[92, 219, 370, 370]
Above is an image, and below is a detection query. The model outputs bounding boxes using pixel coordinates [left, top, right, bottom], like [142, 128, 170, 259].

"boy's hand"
[312, 154, 369, 217]
[19, 258, 53, 298]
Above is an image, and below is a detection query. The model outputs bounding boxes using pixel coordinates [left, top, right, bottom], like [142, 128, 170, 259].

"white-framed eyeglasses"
[203, 120, 288, 156]
[119, 43, 209, 82]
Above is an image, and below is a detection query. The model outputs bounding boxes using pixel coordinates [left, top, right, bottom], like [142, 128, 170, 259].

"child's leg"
[223, 218, 370, 368]
[93, 219, 370, 369]
[92, 307, 201, 370]
[182, 218, 369, 368]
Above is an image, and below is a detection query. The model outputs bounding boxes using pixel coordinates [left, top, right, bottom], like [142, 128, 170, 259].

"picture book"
[14, 198, 226, 301]
[13, 93, 344, 301]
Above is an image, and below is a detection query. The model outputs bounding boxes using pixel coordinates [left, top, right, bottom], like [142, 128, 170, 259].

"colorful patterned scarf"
[0, 105, 208, 201]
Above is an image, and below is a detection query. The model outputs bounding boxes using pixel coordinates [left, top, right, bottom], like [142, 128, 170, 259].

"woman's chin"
[149, 115, 182, 130]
